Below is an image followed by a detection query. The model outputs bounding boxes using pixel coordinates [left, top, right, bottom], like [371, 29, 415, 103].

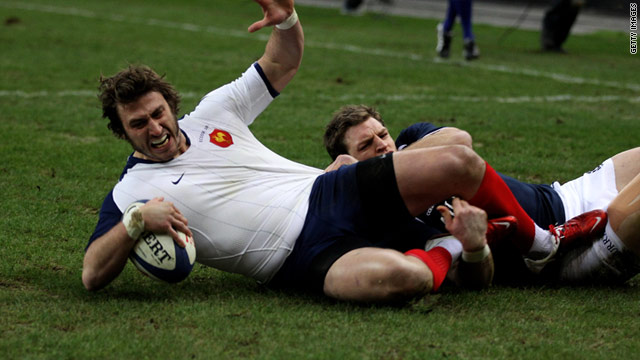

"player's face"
[118, 91, 187, 162]
[344, 117, 397, 161]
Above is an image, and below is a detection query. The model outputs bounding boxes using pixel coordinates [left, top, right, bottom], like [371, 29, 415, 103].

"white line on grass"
[1, 1, 638, 93]
[0, 90, 202, 99]
[316, 93, 640, 103]
[2, 89, 639, 104]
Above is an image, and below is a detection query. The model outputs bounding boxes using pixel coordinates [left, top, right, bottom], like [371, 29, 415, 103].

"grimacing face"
[343, 117, 397, 161]
[117, 91, 187, 162]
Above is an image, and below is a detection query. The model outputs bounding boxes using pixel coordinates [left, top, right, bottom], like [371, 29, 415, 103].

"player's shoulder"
[396, 122, 442, 148]
[402, 122, 442, 135]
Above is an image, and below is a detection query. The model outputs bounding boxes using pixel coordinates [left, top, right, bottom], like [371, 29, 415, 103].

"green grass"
[1, 0, 639, 358]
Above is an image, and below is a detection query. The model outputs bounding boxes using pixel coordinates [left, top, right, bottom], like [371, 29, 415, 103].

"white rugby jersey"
[92, 63, 323, 283]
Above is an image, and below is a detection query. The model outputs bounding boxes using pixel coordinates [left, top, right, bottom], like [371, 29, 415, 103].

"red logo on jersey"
[209, 129, 233, 148]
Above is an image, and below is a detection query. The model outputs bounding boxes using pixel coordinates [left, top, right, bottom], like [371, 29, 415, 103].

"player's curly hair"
[98, 65, 180, 139]
[324, 105, 384, 160]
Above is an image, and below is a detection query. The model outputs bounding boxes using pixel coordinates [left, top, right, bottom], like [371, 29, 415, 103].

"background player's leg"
[393, 146, 553, 258]
[608, 172, 640, 256]
[611, 147, 640, 193]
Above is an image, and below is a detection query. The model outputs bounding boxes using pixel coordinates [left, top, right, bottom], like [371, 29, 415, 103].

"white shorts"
[551, 158, 618, 219]
[551, 159, 640, 283]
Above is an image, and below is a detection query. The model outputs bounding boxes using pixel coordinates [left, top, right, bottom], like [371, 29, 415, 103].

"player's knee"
[324, 250, 432, 302]
[450, 129, 474, 148]
[440, 145, 484, 180]
[377, 257, 433, 300]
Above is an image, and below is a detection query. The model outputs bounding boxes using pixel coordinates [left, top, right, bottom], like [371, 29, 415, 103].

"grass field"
[1, 0, 639, 358]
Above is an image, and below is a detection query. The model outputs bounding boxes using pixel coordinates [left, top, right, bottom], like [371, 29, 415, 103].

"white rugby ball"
[129, 230, 196, 283]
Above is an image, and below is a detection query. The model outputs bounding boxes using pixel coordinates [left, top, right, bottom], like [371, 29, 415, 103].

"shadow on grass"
[6, 258, 640, 314]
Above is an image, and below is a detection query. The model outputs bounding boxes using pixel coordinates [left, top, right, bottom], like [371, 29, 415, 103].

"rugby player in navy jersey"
[323, 105, 640, 284]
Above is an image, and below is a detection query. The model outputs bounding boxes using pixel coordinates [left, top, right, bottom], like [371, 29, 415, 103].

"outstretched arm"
[252, 0, 303, 93]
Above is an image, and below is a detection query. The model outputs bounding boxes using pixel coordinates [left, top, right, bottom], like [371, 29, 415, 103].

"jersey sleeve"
[186, 62, 276, 127]
[395, 123, 443, 150]
[86, 190, 122, 251]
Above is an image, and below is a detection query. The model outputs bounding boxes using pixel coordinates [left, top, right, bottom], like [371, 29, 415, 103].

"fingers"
[166, 205, 192, 246]
[166, 227, 186, 248]
[146, 196, 164, 205]
[249, 0, 291, 32]
[449, 198, 484, 221]
[172, 212, 193, 239]
[439, 197, 488, 252]
[163, 212, 191, 248]
[248, 19, 269, 33]
[450, 197, 465, 211]
[437, 205, 454, 226]
[139, 199, 192, 243]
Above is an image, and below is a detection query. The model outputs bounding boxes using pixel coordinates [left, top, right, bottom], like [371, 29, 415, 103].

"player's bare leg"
[323, 197, 494, 303]
[608, 171, 640, 257]
[324, 248, 434, 302]
[611, 147, 640, 192]
[392, 145, 485, 216]
[393, 146, 557, 264]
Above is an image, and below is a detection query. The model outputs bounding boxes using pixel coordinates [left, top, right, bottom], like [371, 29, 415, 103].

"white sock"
[425, 235, 463, 263]
[528, 225, 555, 259]
[603, 222, 626, 253]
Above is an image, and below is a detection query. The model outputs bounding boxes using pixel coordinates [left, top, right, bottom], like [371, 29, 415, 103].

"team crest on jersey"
[209, 129, 233, 148]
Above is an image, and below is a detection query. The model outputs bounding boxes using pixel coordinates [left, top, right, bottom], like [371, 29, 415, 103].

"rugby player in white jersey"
[83, 0, 589, 303]
[323, 105, 640, 284]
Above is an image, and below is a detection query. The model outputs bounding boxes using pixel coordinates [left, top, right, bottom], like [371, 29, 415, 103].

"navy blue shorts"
[499, 173, 565, 227]
[270, 153, 441, 291]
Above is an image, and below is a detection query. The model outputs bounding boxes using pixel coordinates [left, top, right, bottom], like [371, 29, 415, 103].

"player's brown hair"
[324, 105, 384, 160]
[98, 65, 180, 139]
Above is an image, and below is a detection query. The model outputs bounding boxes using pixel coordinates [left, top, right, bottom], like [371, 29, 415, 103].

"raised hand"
[438, 197, 488, 252]
[248, 0, 294, 33]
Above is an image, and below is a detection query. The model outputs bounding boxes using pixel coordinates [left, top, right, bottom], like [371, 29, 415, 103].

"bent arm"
[82, 223, 136, 291]
[404, 127, 473, 150]
[82, 198, 191, 291]
[254, 1, 303, 93]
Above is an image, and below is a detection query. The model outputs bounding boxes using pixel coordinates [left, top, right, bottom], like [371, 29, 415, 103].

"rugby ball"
[130, 230, 196, 283]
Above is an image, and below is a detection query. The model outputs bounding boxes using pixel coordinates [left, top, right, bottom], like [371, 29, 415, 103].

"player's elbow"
[82, 268, 101, 291]
[82, 263, 112, 292]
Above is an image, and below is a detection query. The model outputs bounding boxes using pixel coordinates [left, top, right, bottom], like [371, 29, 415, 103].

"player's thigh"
[611, 147, 640, 192]
[393, 146, 484, 215]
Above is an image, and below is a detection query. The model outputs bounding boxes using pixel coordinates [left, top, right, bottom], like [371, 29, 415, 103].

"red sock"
[405, 248, 452, 292]
[469, 162, 535, 254]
